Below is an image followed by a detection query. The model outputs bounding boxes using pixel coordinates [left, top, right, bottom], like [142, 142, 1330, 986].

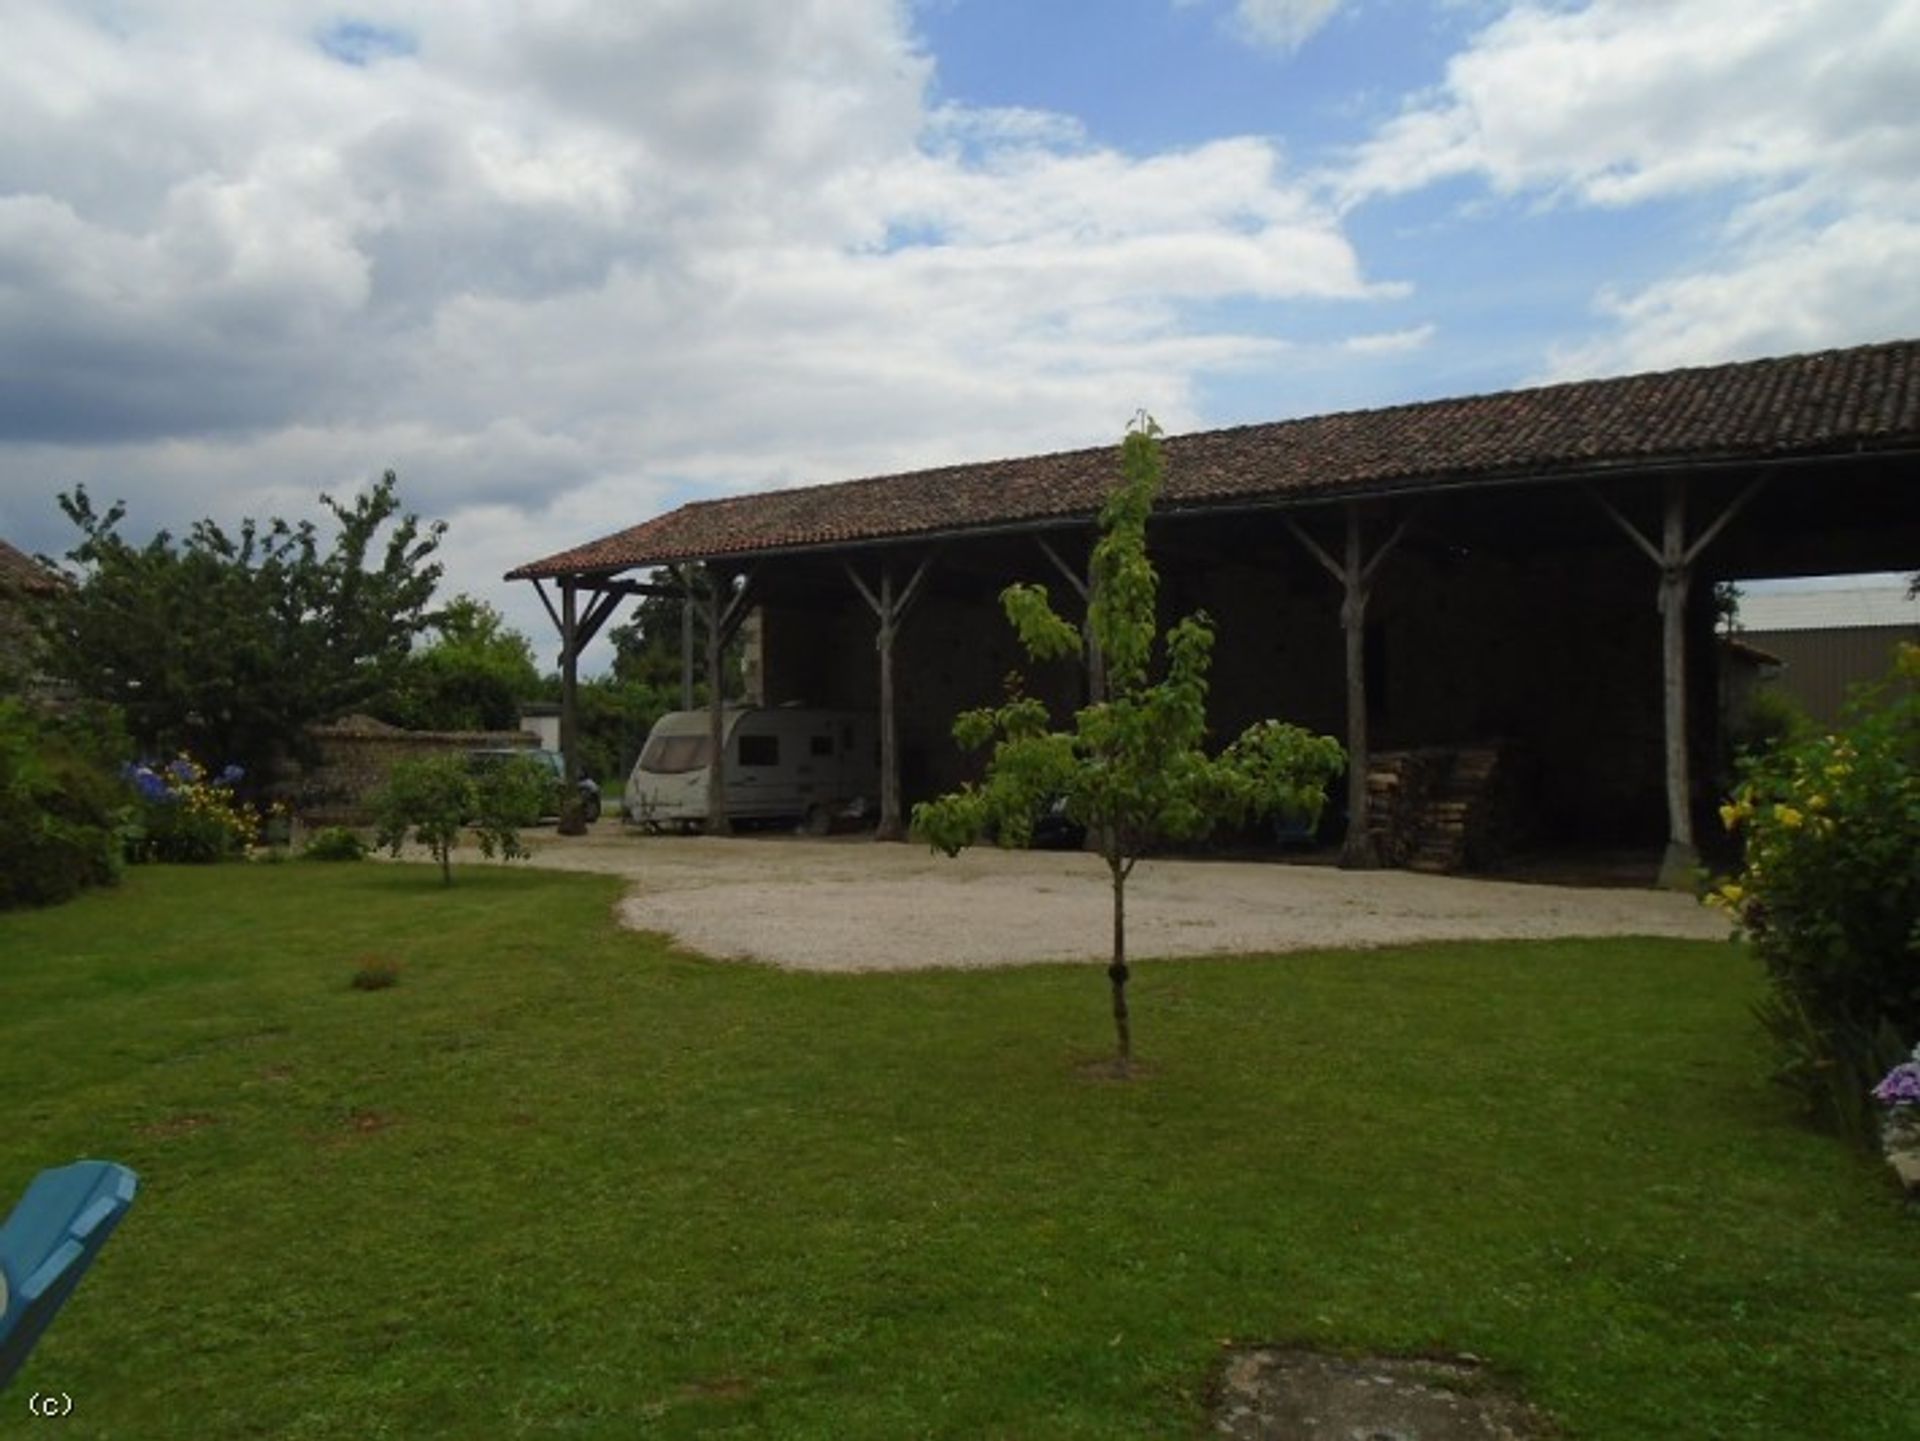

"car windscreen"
[638, 734, 711, 775]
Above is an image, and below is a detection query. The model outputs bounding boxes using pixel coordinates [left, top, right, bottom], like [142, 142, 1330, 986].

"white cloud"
[1341, 323, 1436, 355]
[0, 0, 1390, 665]
[1545, 215, 1920, 379]
[1342, 0, 1920, 207]
[1338, 0, 1920, 375]
[1229, 0, 1350, 52]
[1180, 0, 1351, 53]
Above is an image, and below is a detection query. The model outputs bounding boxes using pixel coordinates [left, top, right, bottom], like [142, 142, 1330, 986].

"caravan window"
[738, 734, 779, 767]
[639, 734, 710, 774]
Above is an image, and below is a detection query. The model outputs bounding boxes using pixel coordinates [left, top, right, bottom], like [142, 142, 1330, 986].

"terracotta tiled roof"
[508, 339, 1920, 579]
[0, 538, 64, 595]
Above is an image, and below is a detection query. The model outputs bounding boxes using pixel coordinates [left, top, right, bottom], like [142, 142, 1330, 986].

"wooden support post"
[680, 562, 695, 711]
[532, 575, 632, 835]
[1037, 535, 1105, 703]
[1592, 475, 1763, 888]
[558, 580, 585, 835]
[1286, 505, 1410, 870]
[1658, 479, 1693, 885]
[695, 565, 759, 837]
[877, 566, 900, 839]
[1338, 510, 1377, 869]
[703, 566, 729, 836]
[847, 552, 936, 841]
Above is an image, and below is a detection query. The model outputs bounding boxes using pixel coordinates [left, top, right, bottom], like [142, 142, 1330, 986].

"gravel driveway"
[510, 827, 1725, 972]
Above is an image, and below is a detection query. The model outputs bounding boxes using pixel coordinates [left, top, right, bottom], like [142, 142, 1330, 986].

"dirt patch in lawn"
[1212, 1348, 1553, 1440]
[309, 1107, 399, 1148]
[137, 1112, 218, 1140]
[497, 828, 1725, 972]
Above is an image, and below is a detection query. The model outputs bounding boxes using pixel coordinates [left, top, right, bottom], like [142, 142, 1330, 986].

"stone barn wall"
[297, 716, 537, 824]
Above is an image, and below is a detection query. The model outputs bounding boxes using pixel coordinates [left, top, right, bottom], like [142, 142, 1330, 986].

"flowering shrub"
[123, 755, 261, 863]
[1875, 1048, 1920, 1197]
[1709, 643, 1919, 1144]
[1876, 1045, 1920, 1146]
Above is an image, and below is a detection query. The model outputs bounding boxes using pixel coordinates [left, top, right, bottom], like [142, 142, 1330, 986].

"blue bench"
[0, 1162, 138, 1391]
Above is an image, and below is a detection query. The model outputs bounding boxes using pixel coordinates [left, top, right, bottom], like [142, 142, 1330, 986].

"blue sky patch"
[317, 19, 417, 68]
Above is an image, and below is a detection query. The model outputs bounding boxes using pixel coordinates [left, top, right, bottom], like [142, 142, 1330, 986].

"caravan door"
[730, 724, 784, 818]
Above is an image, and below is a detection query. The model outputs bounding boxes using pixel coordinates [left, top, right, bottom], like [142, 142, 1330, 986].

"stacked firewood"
[1367, 745, 1516, 873]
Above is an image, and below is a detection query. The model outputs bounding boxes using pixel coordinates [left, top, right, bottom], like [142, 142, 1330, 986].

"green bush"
[301, 825, 368, 862]
[1710, 643, 1920, 1144]
[0, 699, 130, 909]
[349, 956, 401, 990]
[373, 753, 542, 885]
[1726, 683, 1813, 761]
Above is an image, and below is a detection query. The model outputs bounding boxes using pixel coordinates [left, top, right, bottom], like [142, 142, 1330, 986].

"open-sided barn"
[509, 339, 1920, 883]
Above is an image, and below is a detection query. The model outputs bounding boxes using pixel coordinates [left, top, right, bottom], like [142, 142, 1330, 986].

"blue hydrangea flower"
[123, 761, 176, 803]
[1874, 1061, 1920, 1107]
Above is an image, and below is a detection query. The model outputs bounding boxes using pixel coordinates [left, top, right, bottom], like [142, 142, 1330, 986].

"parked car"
[1029, 794, 1087, 850]
[464, 748, 601, 823]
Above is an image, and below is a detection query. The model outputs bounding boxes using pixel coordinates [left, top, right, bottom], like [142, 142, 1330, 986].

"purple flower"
[217, 764, 245, 786]
[168, 757, 198, 782]
[122, 763, 171, 802]
[1873, 1062, 1920, 1107]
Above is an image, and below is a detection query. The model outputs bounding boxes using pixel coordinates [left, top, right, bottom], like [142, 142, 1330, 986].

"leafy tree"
[373, 753, 544, 885]
[1713, 579, 1742, 635]
[41, 473, 445, 788]
[607, 567, 744, 694]
[913, 419, 1345, 1073]
[380, 596, 542, 732]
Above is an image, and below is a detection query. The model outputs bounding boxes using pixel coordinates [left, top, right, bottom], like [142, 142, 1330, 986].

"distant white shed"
[1737, 581, 1918, 725]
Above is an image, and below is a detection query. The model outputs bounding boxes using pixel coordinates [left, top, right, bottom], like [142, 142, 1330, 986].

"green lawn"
[3, 863, 1915, 1439]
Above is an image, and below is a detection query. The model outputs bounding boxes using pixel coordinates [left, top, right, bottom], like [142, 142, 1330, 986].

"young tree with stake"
[913, 418, 1344, 1073]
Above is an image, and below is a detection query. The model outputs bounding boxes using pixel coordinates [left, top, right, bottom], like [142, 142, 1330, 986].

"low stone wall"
[296, 716, 537, 824]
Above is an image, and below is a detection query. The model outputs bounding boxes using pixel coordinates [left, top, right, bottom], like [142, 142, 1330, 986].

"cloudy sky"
[3, 0, 1916, 665]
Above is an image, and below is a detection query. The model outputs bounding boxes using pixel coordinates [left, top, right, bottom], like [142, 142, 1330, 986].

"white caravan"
[625, 707, 879, 830]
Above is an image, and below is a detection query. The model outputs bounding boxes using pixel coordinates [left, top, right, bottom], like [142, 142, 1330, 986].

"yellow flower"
[1805, 793, 1826, 811]
[1719, 803, 1743, 831]
[1775, 805, 1803, 829]
[1719, 882, 1744, 905]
